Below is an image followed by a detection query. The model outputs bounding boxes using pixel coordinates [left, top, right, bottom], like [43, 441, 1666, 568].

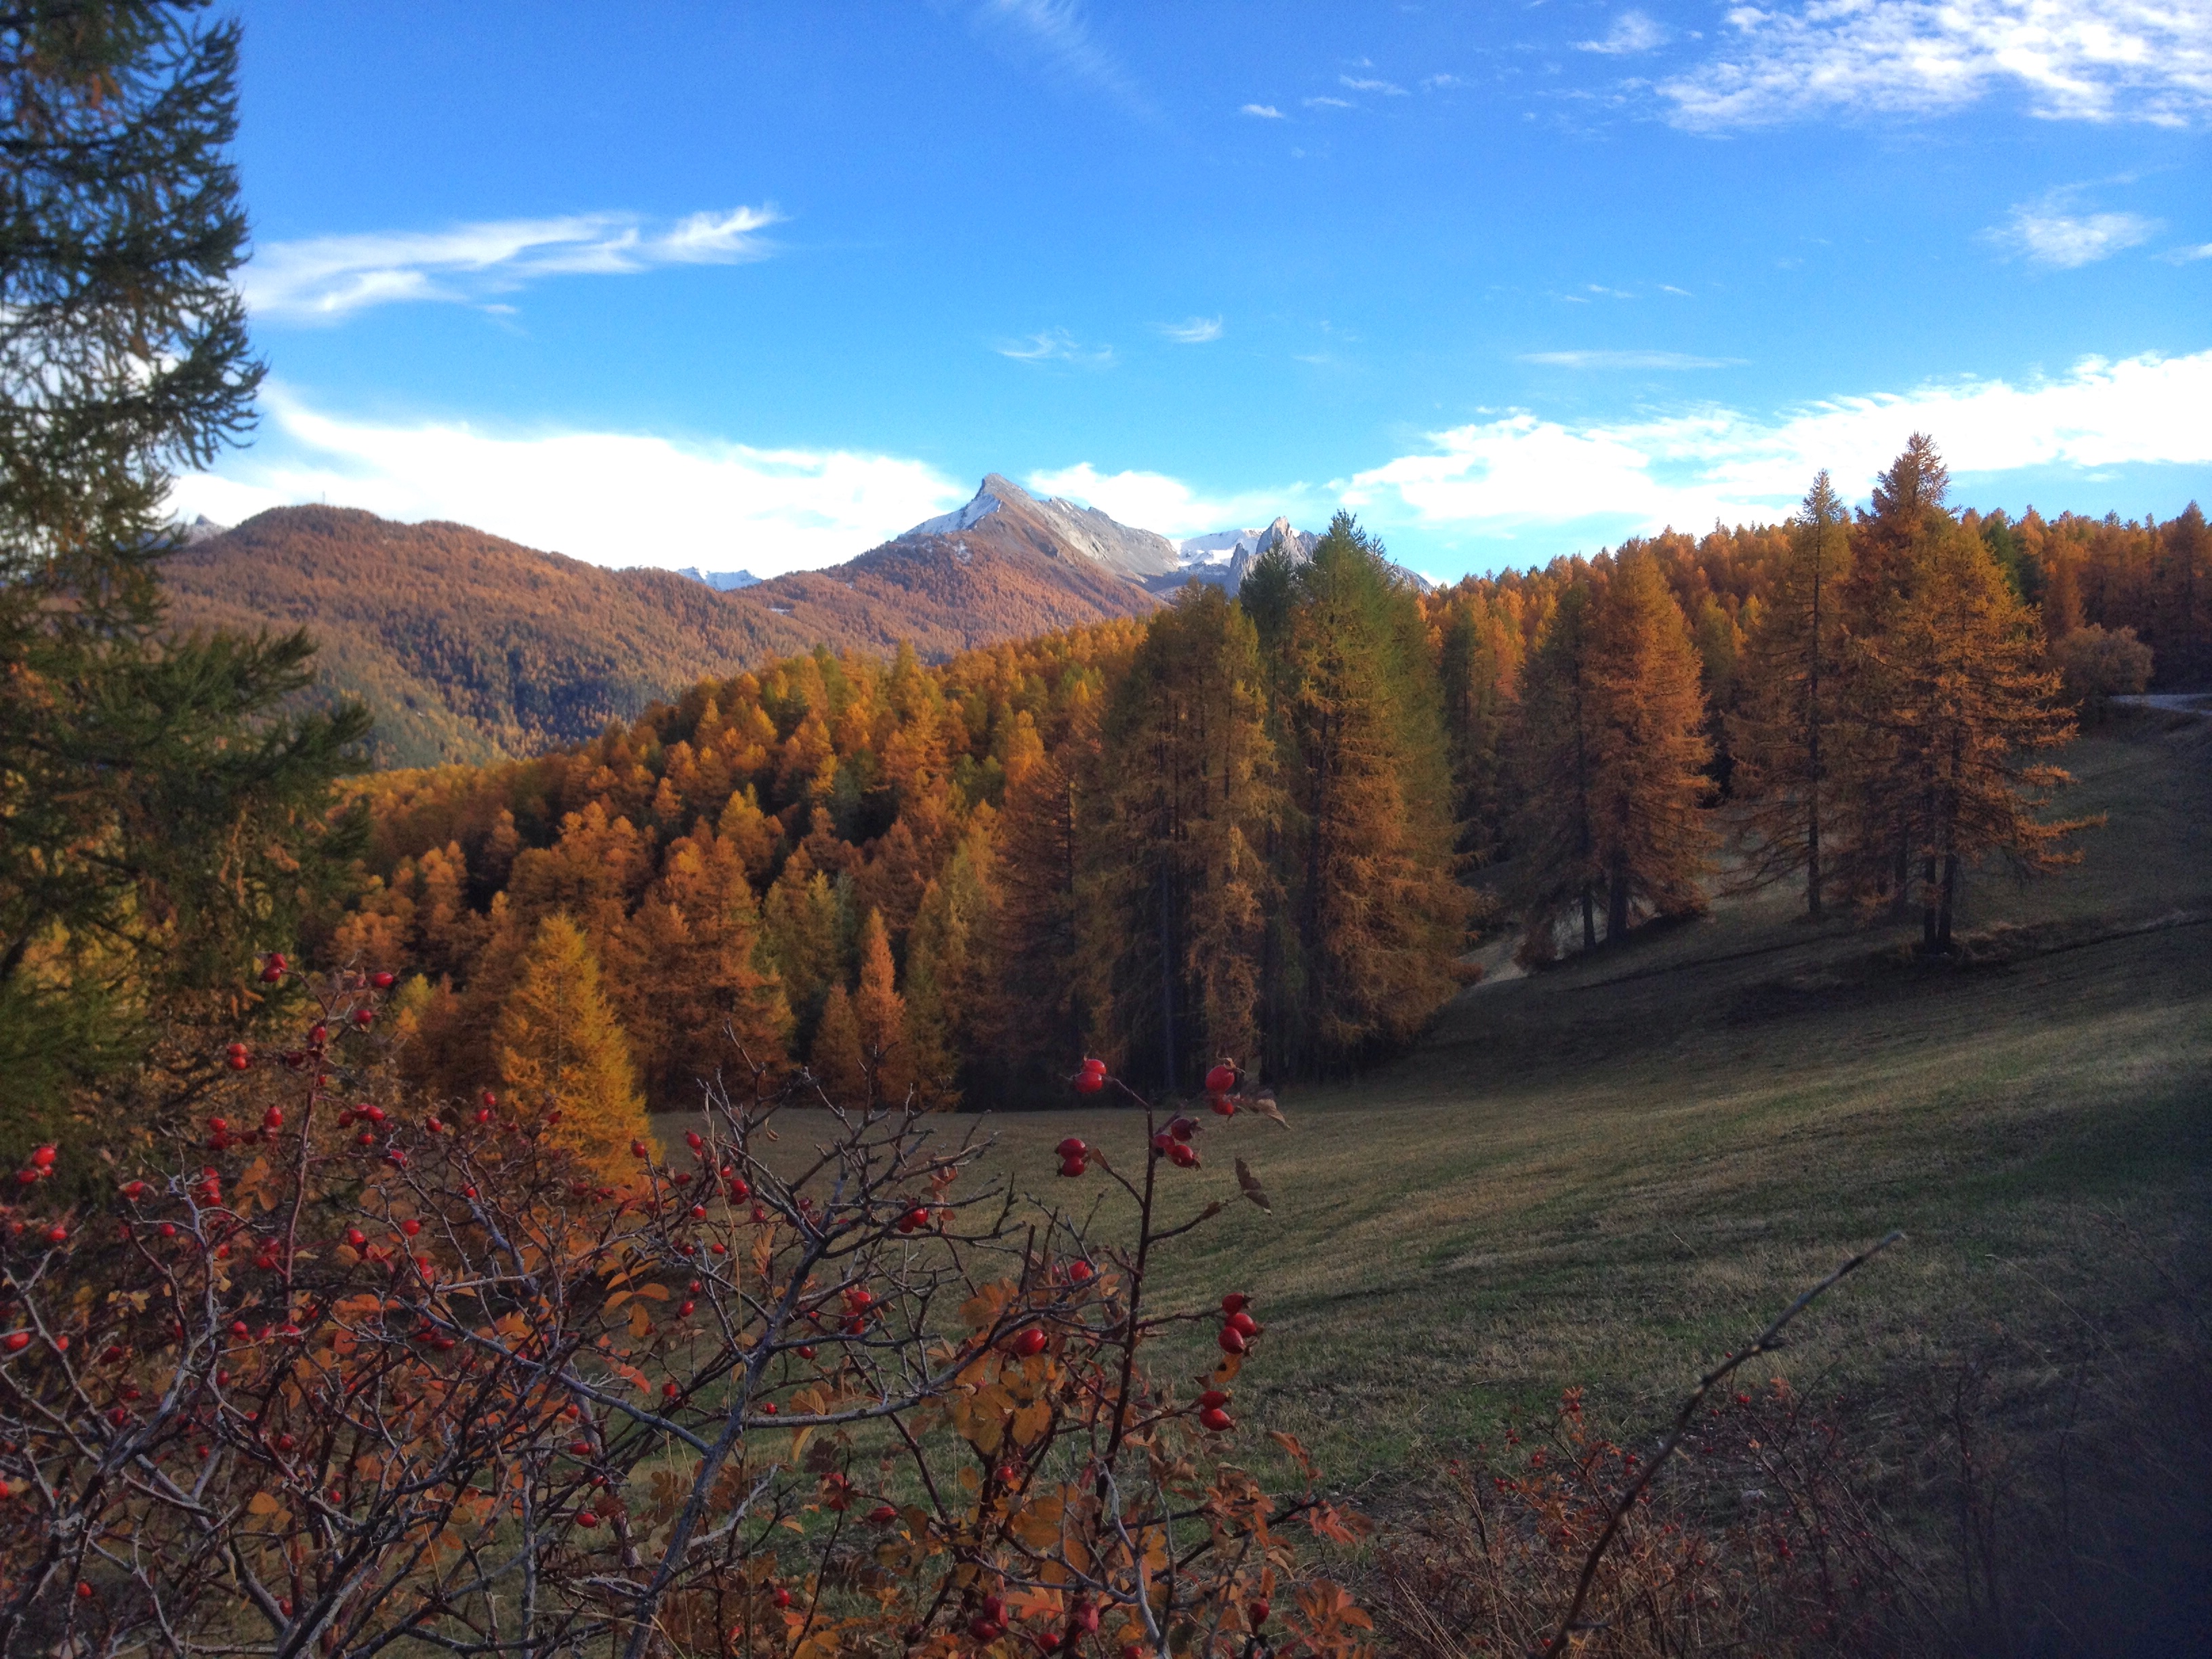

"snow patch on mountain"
[677, 567, 762, 591]
[912, 492, 1003, 537]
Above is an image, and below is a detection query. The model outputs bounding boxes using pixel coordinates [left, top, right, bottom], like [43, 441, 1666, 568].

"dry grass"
[678, 713, 2212, 1643]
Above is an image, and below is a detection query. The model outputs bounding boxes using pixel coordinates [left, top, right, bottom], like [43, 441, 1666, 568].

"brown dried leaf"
[1247, 1090, 1289, 1128]
[1234, 1157, 1271, 1213]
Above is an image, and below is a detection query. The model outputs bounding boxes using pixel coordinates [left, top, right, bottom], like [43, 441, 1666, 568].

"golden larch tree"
[1586, 551, 1714, 940]
[1853, 521, 2091, 951]
[851, 907, 914, 1107]
[1731, 471, 1853, 917]
[495, 913, 649, 1177]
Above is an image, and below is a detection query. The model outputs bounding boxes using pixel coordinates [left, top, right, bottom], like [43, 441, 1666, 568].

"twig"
[1536, 1231, 1904, 1659]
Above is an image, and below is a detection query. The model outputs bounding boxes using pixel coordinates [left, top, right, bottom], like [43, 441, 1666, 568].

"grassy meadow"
[700, 709, 2211, 1500]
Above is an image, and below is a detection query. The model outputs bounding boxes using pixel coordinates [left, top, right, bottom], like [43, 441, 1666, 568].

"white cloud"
[1519, 350, 1744, 368]
[1240, 102, 1285, 117]
[1421, 73, 1469, 90]
[1343, 350, 2212, 535]
[995, 327, 1115, 366]
[1023, 463, 1317, 538]
[165, 386, 967, 577]
[1660, 0, 2212, 129]
[1303, 95, 1355, 108]
[1577, 10, 1668, 54]
[1158, 316, 1224, 344]
[2163, 241, 2212, 262]
[1990, 204, 2160, 266]
[1340, 75, 1408, 95]
[243, 207, 780, 322]
[972, 0, 1143, 108]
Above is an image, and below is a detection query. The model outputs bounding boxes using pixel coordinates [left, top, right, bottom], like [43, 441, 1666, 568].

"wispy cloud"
[972, 0, 1145, 110]
[1344, 351, 2212, 537]
[1660, 284, 1694, 296]
[1240, 102, 1285, 118]
[1421, 73, 1469, 90]
[1576, 10, 1668, 55]
[1660, 0, 2212, 129]
[1340, 74, 1408, 95]
[2162, 241, 2212, 262]
[1987, 201, 2160, 266]
[996, 327, 1115, 367]
[1303, 95, 1354, 108]
[1025, 462, 1317, 538]
[1518, 350, 1743, 369]
[1158, 316, 1224, 344]
[167, 386, 966, 577]
[243, 207, 781, 322]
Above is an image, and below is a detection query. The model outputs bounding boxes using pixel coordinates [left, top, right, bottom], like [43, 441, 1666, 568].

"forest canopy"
[323, 455, 2208, 1113]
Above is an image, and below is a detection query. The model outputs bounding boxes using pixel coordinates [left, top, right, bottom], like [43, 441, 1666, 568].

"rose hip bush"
[0, 965, 1371, 1658]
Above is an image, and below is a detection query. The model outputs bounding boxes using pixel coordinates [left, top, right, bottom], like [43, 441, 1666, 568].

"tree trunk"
[1606, 854, 1631, 941]
[1936, 853, 1959, 951]
[1158, 861, 1176, 1094]
[1805, 806, 1823, 920]
[1580, 882, 1597, 951]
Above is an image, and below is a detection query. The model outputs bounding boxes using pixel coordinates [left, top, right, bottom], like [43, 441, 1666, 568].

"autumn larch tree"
[1731, 472, 1854, 917]
[1856, 520, 2091, 951]
[1585, 552, 1714, 940]
[851, 906, 914, 1107]
[495, 912, 650, 1174]
[1836, 435, 1958, 917]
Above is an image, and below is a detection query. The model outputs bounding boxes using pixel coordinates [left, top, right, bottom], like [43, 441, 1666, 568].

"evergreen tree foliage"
[1088, 584, 1278, 1090]
[1267, 516, 1464, 1072]
[1435, 588, 1524, 867]
[760, 851, 846, 1050]
[605, 822, 790, 1103]
[903, 819, 995, 1111]
[1731, 472, 1853, 917]
[0, 1, 367, 1155]
[1512, 575, 1605, 955]
[808, 983, 867, 1109]
[495, 913, 649, 1175]
[986, 708, 1092, 1101]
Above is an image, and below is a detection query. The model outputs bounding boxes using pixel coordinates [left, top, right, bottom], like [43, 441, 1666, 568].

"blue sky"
[173, 1, 2212, 582]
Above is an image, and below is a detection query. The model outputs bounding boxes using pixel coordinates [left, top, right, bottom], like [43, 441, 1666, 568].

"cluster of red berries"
[1204, 1061, 1241, 1115]
[1056, 1136, 1088, 1177]
[1151, 1116, 1201, 1168]
[3, 1146, 68, 1254]
[1217, 1292, 1261, 1355]
[11, 1144, 56, 1191]
[1073, 1056, 1107, 1094]
[1196, 1387, 1234, 1432]
[967, 1594, 1010, 1643]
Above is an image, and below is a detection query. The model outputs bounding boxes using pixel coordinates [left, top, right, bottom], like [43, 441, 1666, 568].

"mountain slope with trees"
[164, 499, 1161, 766]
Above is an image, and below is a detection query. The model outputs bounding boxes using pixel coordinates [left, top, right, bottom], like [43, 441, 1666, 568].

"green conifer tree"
[0, 2, 367, 1158]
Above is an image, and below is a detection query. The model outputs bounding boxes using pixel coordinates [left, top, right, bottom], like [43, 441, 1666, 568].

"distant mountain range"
[165, 476, 1406, 767]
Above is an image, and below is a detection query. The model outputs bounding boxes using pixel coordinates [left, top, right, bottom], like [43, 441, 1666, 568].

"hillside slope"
[163, 503, 1159, 765]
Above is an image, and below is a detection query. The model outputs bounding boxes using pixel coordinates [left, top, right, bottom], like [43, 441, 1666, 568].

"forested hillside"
[165, 503, 1160, 766]
[316, 441, 2211, 1114]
